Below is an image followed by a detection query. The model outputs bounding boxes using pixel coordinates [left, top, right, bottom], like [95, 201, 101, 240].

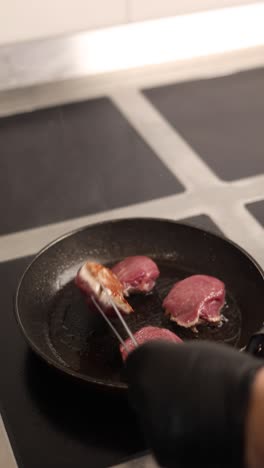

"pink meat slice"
[120, 325, 182, 361]
[112, 256, 160, 296]
[163, 275, 225, 328]
[75, 261, 133, 316]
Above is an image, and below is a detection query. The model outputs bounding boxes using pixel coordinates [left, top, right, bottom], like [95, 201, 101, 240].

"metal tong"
[91, 284, 138, 353]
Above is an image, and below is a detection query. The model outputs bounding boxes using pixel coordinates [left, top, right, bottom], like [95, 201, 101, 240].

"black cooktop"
[1, 66, 264, 467]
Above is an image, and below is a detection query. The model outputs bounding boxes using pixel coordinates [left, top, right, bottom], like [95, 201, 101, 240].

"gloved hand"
[126, 341, 264, 468]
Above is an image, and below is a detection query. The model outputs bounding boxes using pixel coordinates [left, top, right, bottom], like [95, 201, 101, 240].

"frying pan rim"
[15, 217, 264, 389]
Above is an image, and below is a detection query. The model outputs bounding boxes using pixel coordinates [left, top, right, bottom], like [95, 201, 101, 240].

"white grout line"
[0, 416, 18, 468]
[232, 174, 264, 204]
[111, 89, 222, 190]
[181, 174, 264, 206]
[1, 88, 264, 266]
[1, 169, 264, 265]
[110, 90, 264, 265]
[208, 204, 264, 265]
[0, 192, 200, 263]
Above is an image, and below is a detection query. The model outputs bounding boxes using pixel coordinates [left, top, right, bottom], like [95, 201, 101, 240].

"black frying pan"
[15, 218, 264, 390]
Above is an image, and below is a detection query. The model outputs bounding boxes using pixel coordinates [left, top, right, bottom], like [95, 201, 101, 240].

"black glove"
[126, 341, 263, 468]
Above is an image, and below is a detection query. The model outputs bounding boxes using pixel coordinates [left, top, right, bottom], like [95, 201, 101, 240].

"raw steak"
[112, 256, 160, 296]
[163, 275, 225, 328]
[120, 325, 182, 361]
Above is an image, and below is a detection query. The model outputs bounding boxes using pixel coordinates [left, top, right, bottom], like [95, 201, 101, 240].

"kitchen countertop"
[1, 25, 264, 468]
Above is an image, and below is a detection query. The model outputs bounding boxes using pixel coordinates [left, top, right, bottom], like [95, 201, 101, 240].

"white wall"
[0, 0, 260, 46]
[128, 0, 261, 21]
[0, 0, 127, 44]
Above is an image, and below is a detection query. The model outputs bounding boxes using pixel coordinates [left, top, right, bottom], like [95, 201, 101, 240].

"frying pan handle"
[245, 326, 264, 358]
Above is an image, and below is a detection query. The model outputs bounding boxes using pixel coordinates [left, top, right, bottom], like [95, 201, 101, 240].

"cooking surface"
[143, 67, 264, 181]
[1, 58, 264, 467]
[0, 98, 183, 235]
[1, 216, 223, 468]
